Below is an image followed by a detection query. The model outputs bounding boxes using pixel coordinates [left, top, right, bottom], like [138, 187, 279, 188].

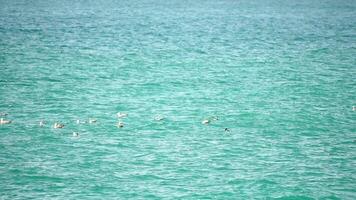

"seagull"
[202, 116, 219, 125]
[224, 128, 230, 132]
[88, 118, 97, 123]
[117, 112, 128, 118]
[53, 122, 64, 129]
[39, 120, 45, 127]
[76, 119, 86, 124]
[0, 118, 11, 124]
[72, 132, 79, 137]
[201, 119, 210, 125]
[117, 121, 124, 128]
[211, 116, 219, 121]
[0, 112, 8, 116]
[154, 115, 164, 121]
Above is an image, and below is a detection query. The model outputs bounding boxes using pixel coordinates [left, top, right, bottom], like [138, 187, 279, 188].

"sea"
[0, 0, 355, 199]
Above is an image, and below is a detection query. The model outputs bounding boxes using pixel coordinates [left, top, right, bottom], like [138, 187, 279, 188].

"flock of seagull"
[2, 106, 355, 133]
[0, 112, 230, 137]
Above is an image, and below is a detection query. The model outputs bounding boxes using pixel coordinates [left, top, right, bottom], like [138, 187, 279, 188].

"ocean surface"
[0, 0, 355, 199]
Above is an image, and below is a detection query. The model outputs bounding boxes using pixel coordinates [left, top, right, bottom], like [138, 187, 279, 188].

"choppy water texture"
[1, 0, 356, 199]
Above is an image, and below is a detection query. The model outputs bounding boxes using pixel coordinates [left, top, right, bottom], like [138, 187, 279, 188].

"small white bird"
[211, 116, 219, 121]
[39, 120, 45, 127]
[0, 118, 11, 124]
[201, 119, 210, 125]
[72, 132, 79, 137]
[117, 112, 128, 118]
[88, 118, 97, 124]
[117, 121, 124, 128]
[154, 115, 164, 121]
[53, 122, 64, 129]
[353, 106, 355, 111]
[0, 112, 8, 116]
[76, 119, 86, 124]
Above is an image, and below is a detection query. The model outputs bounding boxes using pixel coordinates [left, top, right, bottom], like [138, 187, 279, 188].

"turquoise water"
[1, 0, 355, 199]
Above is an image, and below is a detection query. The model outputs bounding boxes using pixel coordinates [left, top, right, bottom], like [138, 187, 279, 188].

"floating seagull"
[224, 128, 230, 132]
[76, 119, 86, 124]
[39, 120, 45, 127]
[72, 132, 79, 137]
[88, 118, 97, 123]
[0, 118, 11, 124]
[117, 121, 124, 128]
[211, 116, 219, 121]
[53, 122, 64, 129]
[353, 106, 355, 111]
[202, 116, 219, 125]
[154, 115, 164, 121]
[0, 112, 8, 116]
[202, 119, 210, 125]
[117, 112, 128, 118]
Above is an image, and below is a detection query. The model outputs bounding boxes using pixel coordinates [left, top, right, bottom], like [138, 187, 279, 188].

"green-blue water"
[1, 0, 355, 199]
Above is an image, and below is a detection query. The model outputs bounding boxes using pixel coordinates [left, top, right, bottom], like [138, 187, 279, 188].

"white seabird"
[53, 122, 64, 129]
[154, 115, 164, 121]
[76, 119, 86, 124]
[211, 116, 219, 121]
[201, 119, 210, 125]
[0, 118, 11, 124]
[88, 118, 97, 124]
[117, 112, 128, 118]
[117, 121, 124, 128]
[0, 112, 8, 116]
